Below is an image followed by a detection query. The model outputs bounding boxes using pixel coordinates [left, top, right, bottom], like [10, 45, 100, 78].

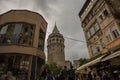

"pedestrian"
[45, 70, 55, 80]
[102, 71, 109, 80]
[41, 68, 49, 80]
[6, 71, 16, 80]
[95, 73, 101, 80]
[60, 66, 68, 80]
[68, 66, 75, 80]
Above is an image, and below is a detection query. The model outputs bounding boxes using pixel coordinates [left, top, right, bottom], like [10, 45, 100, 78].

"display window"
[0, 54, 30, 80]
[0, 23, 35, 46]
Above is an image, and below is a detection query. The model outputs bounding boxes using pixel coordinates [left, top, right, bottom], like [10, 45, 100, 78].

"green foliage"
[45, 62, 62, 75]
[79, 58, 88, 66]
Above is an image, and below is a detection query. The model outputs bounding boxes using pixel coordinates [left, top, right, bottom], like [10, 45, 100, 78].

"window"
[90, 46, 96, 55]
[94, 23, 99, 31]
[95, 42, 100, 52]
[104, 30, 112, 42]
[0, 23, 34, 46]
[0, 54, 29, 80]
[11, 24, 22, 44]
[49, 40, 51, 43]
[111, 25, 120, 38]
[56, 39, 59, 42]
[100, 39, 105, 49]
[0, 25, 8, 34]
[38, 29, 45, 51]
[88, 14, 92, 20]
[52, 39, 55, 41]
[90, 27, 95, 36]
[85, 18, 89, 24]
[87, 31, 90, 39]
[98, 14, 104, 23]
[103, 9, 109, 16]
[60, 40, 62, 43]
[82, 22, 86, 27]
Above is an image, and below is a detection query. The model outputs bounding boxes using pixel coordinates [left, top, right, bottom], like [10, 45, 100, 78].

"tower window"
[56, 39, 59, 42]
[52, 39, 55, 41]
[60, 40, 62, 43]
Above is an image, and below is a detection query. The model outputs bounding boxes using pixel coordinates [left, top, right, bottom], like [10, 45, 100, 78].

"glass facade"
[0, 23, 34, 46]
[0, 54, 30, 80]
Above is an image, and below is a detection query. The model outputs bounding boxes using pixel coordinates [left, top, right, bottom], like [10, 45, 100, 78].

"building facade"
[47, 24, 65, 67]
[0, 10, 47, 80]
[78, 0, 120, 79]
[79, 0, 120, 58]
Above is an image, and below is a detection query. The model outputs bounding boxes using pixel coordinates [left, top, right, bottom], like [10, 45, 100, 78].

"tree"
[45, 62, 62, 76]
[79, 58, 88, 66]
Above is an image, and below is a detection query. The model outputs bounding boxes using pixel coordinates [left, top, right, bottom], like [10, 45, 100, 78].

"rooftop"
[79, 0, 91, 17]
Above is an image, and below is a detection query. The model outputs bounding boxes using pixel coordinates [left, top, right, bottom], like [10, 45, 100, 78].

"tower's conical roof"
[52, 22, 59, 33]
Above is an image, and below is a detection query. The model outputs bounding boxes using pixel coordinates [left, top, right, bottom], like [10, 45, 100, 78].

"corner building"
[78, 0, 120, 79]
[0, 10, 47, 80]
[79, 0, 120, 60]
[47, 24, 65, 67]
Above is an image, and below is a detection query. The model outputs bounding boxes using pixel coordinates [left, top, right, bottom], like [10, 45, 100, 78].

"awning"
[101, 50, 120, 62]
[77, 55, 105, 71]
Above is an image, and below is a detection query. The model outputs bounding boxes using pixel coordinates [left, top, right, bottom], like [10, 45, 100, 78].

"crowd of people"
[84, 68, 120, 80]
[40, 66, 77, 80]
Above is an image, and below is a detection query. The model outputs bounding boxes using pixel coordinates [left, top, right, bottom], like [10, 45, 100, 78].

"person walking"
[45, 70, 55, 80]
[60, 66, 68, 80]
[6, 71, 16, 80]
[68, 66, 75, 80]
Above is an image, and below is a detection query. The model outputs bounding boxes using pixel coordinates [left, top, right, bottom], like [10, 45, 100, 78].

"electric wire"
[46, 31, 87, 43]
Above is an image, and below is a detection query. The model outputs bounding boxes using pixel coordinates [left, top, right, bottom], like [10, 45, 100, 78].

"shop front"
[0, 54, 45, 80]
[100, 50, 120, 79]
[77, 55, 105, 80]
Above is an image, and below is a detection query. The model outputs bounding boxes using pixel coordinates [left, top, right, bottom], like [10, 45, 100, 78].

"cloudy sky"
[0, 0, 89, 62]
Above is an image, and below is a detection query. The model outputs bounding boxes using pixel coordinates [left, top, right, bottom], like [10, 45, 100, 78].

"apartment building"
[79, 0, 120, 58]
[77, 0, 120, 79]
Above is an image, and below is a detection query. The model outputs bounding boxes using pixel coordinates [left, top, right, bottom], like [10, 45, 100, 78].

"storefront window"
[0, 23, 34, 46]
[0, 25, 8, 34]
[0, 54, 30, 80]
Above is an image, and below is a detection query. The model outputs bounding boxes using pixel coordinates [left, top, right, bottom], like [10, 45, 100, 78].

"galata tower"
[47, 23, 65, 67]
